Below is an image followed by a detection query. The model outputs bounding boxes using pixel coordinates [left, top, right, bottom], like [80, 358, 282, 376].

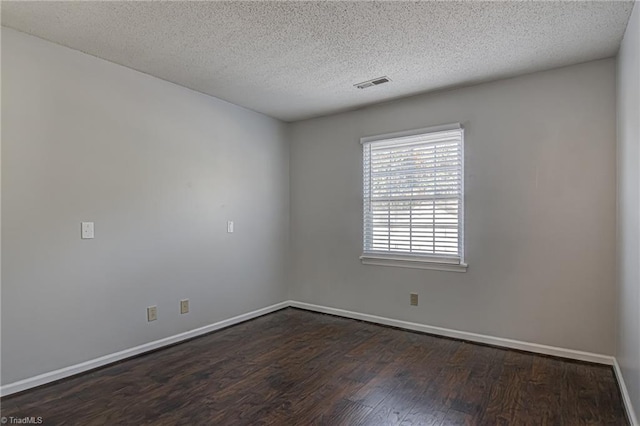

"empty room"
[1, 1, 639, 425]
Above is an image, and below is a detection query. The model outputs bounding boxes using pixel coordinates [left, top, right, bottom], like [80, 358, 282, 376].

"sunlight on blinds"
[363, 126, 464, 263]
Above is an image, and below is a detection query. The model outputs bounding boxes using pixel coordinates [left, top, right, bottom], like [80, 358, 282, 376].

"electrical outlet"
[180, 299, 189, 314]
[410, 293, 418, 306]
[81, 222, 94, 239]
[147, 306, 157, 322]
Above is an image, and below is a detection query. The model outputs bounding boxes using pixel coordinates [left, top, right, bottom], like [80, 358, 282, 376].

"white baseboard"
[0, 301, 289, 397]
[614, 358, 639, 426]
[288, 300, 615, 365]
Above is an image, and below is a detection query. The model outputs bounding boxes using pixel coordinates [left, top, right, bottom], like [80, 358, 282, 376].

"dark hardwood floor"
[0, 308, 628, 425]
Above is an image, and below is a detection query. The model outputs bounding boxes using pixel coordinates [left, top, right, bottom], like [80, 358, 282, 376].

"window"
[361, 123, 466, 272]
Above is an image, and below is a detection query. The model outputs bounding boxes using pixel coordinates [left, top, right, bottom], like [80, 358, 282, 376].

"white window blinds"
[362, 124, 464, 264]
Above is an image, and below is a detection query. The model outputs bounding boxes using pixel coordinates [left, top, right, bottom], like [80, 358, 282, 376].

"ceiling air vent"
[354, 76, 391, 89]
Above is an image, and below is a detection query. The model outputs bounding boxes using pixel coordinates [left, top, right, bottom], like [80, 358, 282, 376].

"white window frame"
[360, 123, 467, 272]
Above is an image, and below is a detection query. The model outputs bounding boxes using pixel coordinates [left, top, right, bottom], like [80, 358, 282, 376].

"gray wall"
[1, 28, 289, 385]
[289, 59, 617, 355]
[617, 2, 640, 417]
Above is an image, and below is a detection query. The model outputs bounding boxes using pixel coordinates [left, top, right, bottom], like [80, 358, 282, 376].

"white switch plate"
[81, 222, 94, 239]
[147, 306, 157, 322]
[227, 221, 234, 233]
[180, 299, 189, 314]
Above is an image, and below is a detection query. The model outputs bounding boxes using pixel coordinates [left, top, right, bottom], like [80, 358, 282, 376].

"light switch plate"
[227, 221, 234, 233]
[180, 299, 189, 314]
[81, 222, 94, 239]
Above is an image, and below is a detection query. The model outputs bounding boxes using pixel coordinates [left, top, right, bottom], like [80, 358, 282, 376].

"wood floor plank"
[0, 308, 629, 425]
[441, 408, 475, 425]
[400, 408, 447, 426]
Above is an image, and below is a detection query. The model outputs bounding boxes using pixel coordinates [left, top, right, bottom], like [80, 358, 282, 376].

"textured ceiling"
[1, 1, 635, 122]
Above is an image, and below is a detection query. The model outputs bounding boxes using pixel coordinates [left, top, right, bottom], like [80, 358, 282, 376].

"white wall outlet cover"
[147, 306, 157, 322]
[227, 221, 234, 233]
[81, 222, 94, 239]
[180, 299, 189, 314]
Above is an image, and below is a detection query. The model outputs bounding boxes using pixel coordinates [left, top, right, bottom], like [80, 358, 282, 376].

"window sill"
[360, 254, 468, 272]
